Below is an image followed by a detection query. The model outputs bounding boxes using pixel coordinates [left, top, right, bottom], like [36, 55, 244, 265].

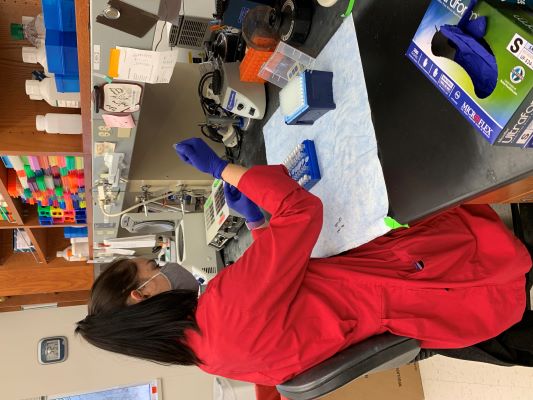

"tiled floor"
[420, 355, 533, 400]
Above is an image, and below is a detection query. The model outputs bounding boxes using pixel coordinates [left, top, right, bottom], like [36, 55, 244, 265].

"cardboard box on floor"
[322, 364, 424, 400]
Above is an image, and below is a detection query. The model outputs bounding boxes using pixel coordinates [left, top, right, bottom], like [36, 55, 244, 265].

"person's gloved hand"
[223, 183, 264, 223]
[174, 138, 228, 179]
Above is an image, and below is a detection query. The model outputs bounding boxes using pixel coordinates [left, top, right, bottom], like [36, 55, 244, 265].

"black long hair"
[75, 259, 201, 365]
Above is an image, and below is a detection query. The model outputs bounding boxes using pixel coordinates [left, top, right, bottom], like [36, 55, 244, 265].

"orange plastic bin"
[240, 48, 273, 83]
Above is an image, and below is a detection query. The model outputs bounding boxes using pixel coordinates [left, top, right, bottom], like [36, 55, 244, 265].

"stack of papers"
[108, 47, 178, 84]
[14, 230, 34, 252]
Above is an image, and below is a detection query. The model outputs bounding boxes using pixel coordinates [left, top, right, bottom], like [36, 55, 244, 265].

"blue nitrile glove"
[223, 183, 264, 223]
[436, 0, 497, 99]
[174, 138, 228, 179]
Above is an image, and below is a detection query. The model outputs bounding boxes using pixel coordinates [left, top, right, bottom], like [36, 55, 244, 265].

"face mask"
[159, 263, 199, 293]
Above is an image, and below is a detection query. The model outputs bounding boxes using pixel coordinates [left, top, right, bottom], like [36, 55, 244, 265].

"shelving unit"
[0, 0, 93, 310]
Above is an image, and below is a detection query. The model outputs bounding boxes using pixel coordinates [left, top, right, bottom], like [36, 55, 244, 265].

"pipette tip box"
[279, 70, 336, 126]
[282, 139, 321, 191]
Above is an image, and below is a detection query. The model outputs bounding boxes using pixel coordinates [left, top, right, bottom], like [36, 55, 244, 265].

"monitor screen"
[48, 379, 162, 400]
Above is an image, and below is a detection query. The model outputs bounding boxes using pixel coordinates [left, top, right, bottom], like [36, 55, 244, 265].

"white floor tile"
[419, 355, 533, 399]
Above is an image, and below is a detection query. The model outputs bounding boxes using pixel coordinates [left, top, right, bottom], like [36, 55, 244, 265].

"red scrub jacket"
[185, 165, 531, 386]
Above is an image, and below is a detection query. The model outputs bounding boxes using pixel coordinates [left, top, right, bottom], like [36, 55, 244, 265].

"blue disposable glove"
[223, 183, 264, 223]
[435, 0, 496, 99]
[174, 138, 228, 179]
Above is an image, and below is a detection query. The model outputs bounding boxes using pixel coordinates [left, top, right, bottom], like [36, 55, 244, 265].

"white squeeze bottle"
[57, 246, 87, 262]
[22, 44, 51, 74]
[26, 78, 81, 108]
[71, 238, 90, 258]
[36, 113, 82, 134]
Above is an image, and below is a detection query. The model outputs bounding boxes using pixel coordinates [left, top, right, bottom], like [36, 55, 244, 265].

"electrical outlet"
[97, 185, 106, 201]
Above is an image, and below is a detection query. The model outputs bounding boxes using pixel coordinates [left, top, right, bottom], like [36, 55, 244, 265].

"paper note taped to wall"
[108, 47, 178, 84]
[102, 114, 136, 128]
[94, 142, 116, 156]
[117, 127, 132, 138]
[102, 83, 142, 113]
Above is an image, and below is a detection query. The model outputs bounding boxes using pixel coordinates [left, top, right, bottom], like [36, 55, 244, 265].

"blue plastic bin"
[42, 0, 77, 32]
[45, 30, 78, 75]
[64, 226, 88, 239]
[1, 156, 13, 168]
[39, 216, 54, 226]
[55, 74, 80, 92]
[75, 209, 86, 224]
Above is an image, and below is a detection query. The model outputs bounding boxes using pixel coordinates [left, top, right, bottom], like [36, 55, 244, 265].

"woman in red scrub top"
[76, 138, 531, 386]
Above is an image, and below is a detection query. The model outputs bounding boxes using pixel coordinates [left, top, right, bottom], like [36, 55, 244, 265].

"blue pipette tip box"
[281, 70, 336, 126]
[283, 140, 321, 191]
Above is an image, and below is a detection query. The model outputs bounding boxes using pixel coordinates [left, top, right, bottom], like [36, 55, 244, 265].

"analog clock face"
[39, 337, 67, 364]
[45, 340, 61, 361]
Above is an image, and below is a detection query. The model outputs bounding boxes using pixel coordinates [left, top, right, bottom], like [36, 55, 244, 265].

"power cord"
[154, 0, 168, 51]
[155, 0, 186, 51]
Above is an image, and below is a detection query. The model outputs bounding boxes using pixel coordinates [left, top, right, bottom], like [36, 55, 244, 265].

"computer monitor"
[48, 379, 162, 400]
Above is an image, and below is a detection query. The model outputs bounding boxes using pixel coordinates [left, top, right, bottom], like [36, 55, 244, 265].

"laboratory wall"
[128, 62, 225, 181]
[0, 305, 214, 399]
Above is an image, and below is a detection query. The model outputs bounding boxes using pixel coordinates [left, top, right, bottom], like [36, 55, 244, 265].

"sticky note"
[108, 48, 121, 78]
[117, 128, 132, 138]
[75, 157, 84, 170]
[102, 114, 135, 128]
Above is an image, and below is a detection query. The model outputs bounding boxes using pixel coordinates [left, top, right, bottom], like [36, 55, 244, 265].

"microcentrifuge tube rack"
[282, 140, 321, 191]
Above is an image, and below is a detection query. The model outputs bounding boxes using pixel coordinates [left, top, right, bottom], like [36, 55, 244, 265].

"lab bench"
[88, 0, 533, 253]
[224, 0, 533, 262]
[236, 0, 533, 224]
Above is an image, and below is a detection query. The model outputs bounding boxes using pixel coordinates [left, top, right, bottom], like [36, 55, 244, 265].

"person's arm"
[222, 172, 270, 235]
[209, 164, 323, 312]
[174, 139, 321, 311]
[221, 163, 248, 187]
[250, 222, 269, 239]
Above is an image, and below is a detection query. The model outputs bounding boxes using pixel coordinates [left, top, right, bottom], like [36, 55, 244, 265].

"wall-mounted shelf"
[75, 0, 94, 253]
[0, 163, 24, 224]
[0, 0, 94, 306]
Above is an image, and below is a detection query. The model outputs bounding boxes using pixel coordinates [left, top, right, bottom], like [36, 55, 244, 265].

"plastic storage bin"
[258, 41, 315, 88]
[240, 48, 273, 83]
[54, 74, 80, 92]
[41, 0, 77, 32]
[21, 42, 79, 92]
[44, 30, 78, 75]
[64, 226, 88, 238]
[75, 209, 86, 224]
[63, 210, 75, 223]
